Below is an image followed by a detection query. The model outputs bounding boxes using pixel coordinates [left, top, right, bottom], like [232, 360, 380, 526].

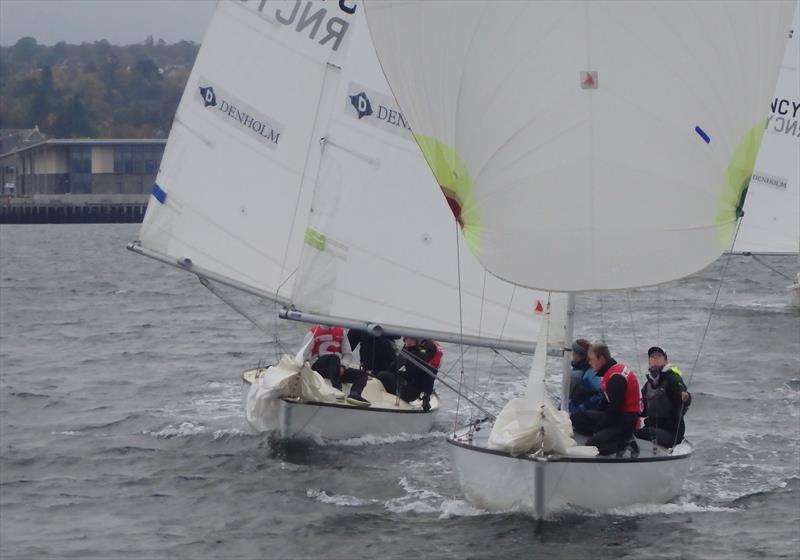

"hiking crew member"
[375, 337, 441, 411]
[634, 346, 691, 447]
[302, 325, 370, 406]
[347, 329, 399, 374]
[572, 343, 641, 455]
[568, 338, 603, 414]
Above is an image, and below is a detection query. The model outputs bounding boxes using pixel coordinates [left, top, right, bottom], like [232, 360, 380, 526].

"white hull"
[789, 277, 800, 309]
[448, 425, 692, 518]
[242, 370, 438, 440]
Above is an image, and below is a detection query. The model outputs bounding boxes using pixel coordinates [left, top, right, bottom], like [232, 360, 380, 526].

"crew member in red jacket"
[302, 325, 370, 406]
[572, 342, 641, 455]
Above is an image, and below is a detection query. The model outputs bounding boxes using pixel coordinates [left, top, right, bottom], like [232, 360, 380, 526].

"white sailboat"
[363, 0, 794, 515]
[128, 0, 554, 440]
[735, 2, 800, 308]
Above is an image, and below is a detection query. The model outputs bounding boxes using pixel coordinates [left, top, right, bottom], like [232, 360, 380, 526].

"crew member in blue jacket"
[568, 338, 603, 414]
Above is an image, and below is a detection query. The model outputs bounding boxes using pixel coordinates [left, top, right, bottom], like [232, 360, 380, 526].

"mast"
[560, 292, 576, 411]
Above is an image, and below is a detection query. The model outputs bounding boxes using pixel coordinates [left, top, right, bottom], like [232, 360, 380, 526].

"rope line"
[748, 253, 795, 282]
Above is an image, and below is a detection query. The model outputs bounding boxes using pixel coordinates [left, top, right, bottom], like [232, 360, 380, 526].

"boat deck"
[454, 422, 692, 462]
[242, 369, 439, 413]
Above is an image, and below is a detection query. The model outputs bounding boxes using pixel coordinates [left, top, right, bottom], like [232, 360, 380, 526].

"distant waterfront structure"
[0, 135, 165, 223]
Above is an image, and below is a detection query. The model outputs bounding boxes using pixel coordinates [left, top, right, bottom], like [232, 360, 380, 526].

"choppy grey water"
[0, 224, 798, 560]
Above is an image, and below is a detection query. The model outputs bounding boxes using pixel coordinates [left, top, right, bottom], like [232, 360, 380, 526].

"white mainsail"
[135, 0, 556, 348]
[364, 0, 795, 291]
[735, 2, 800, 255]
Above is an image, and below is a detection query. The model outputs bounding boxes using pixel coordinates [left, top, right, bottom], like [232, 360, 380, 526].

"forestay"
[363, 0, 795, 291]
[136, 0, 557, 348]
[735, 2, 800, 255]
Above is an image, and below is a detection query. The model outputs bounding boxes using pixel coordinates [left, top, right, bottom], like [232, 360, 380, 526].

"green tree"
[52, 94, 94, 137]
[26, 66, 55, 130]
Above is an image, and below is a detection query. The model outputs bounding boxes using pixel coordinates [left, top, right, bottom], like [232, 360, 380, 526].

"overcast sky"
[0, 0, 216, 46]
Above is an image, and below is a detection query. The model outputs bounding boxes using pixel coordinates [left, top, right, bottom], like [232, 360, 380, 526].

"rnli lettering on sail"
[345, 82, 413, 140]
[766, 97, 800, 138]
[238, 0, 355, 52]
[197, 80, 284, 149]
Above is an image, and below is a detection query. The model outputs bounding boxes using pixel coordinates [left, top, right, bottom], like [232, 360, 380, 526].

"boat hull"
[242, 371, 438, 440]
[790, 278, 800, 309]
[447, 429, 692, 518]
[271, 397, 438, 440]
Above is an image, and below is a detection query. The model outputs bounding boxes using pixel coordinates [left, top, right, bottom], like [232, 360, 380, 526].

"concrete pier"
[0, 195, 148, 224]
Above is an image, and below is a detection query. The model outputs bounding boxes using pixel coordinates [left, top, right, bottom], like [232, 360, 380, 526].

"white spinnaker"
[138, 0, 356, 299]
[736, 2, 800, 255]
[364, 1, 794, 291]
[291, 6, 557, 342]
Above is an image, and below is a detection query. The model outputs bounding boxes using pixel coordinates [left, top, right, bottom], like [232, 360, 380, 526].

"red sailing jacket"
[309, 326, 345, 359]
[429, 342, 443, 370]
[600, 362, 641, 415]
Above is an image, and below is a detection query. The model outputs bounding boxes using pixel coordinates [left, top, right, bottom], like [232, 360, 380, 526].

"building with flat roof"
[0, 138, 165, 197]
[0, 138, 166, 223]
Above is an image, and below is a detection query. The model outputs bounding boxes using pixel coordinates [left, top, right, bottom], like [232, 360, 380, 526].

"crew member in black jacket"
[634, 346, 691, 448]
[347, 329, 399, 374]
[375, 337, 441, 410]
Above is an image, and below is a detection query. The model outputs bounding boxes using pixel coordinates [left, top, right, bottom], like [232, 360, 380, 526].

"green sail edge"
[414, 134, 481, 255]
[716, 120, 767, 248]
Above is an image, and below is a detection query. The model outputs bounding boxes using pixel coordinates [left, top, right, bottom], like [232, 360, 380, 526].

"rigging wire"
[467, 270, 489, 424]
[626, 291, 644, 375]
[599, 294, 607, 343]
[474, 285, 518, 417]
[657, 284, 662, 345]
[196, 276, 288, 364]
[669, 219, 746, 449]
[198, 275, 269, 333]
[453, 219, 467, 434]
[746, 253, 795, 282]
[400, 348, 495, 419]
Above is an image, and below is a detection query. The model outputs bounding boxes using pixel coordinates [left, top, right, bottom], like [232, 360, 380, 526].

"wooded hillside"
[0, 36, 199, 138]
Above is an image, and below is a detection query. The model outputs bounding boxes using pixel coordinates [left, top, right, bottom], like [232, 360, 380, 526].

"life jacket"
[643, 379, 673, 419]
[309, 326, 345, 359]
[429, 341, 443, 370]
[600, 363, 641, 415]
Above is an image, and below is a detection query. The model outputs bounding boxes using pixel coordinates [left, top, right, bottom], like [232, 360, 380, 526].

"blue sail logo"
[199, 86, 217, 108]
[349, 92, 373, 119]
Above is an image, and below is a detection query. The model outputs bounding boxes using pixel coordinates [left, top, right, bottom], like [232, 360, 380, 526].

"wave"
[9, 391, 49, 399]
[212, 428, 249, 440]
[144, 421, 207, 438]
[81, 413, 140, 431]
[437, 499, 487, 519]
[328, 431, 446, 447]
[727, 475, 800, 504]
[306, 488, 374, 507]
[383, 499, 440, 515]
[605, 501, 738, 516]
